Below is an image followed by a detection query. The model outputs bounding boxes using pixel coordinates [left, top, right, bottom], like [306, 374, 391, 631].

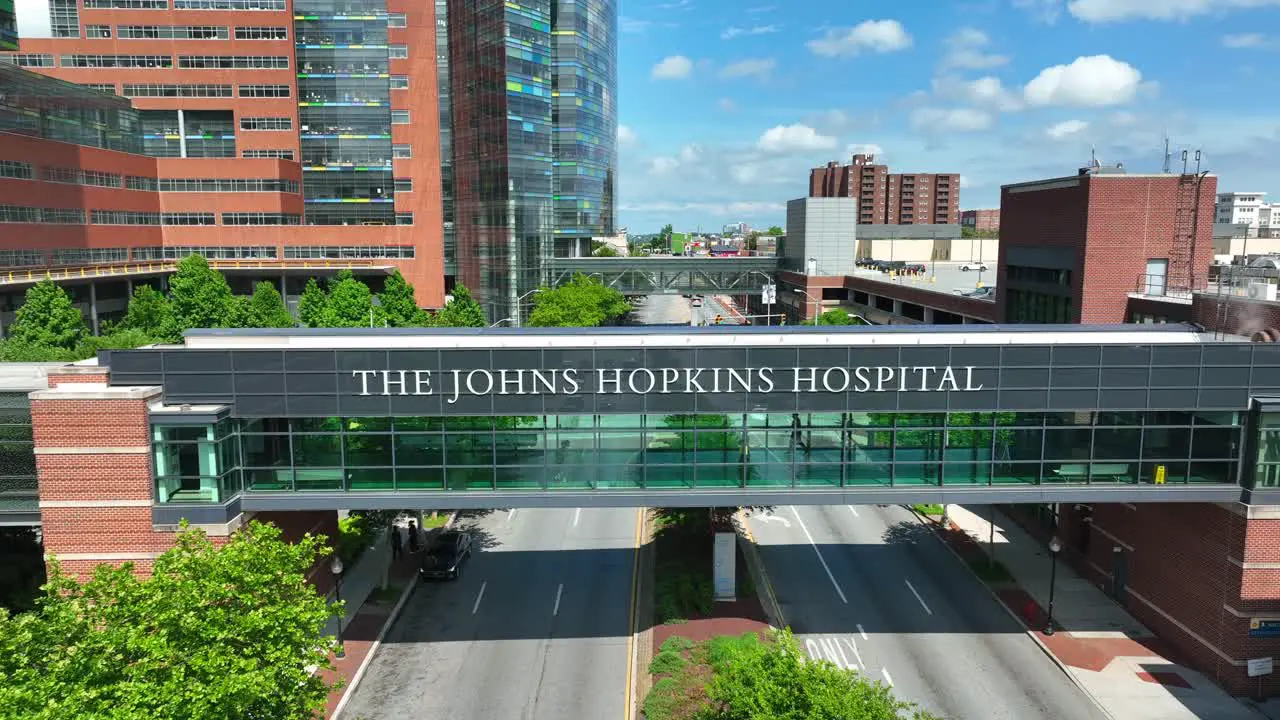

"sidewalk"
[937, 504, 1262, 720]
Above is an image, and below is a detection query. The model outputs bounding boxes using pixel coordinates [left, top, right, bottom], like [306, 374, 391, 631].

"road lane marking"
[506, 509, 517, 524]
[757, 512, 792, 528]
[831, 637, 855, 670]
[857, 623, 868, 640]
[472, 581, 487, 615]
[904, 579, 932, 615]
[573, 507, 581, 527]
[789, 505, 848, 604]
[841, 637, 864, 670]
[848, 505, 859, 518]
[553, 583, 563, 616]
[881, 668, 894, 686]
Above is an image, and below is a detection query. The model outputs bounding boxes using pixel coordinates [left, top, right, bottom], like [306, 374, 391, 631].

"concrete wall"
[784, 197, 858, 276]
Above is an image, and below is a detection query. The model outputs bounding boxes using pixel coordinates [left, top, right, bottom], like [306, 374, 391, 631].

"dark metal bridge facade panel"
[546, 257, 783, 294]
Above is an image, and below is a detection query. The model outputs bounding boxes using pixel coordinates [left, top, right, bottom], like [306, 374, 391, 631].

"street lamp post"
[512, 288, 541, 327]
[791, 288, 821, 325]
[369, 296, 382, 328]
[331, 556, 346, 658]
[1045, 535, 1062, 635]
[488, 317, 514, 328]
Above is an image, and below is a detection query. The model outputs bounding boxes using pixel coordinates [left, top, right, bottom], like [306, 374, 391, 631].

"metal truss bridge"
[546, 256, 784, 294]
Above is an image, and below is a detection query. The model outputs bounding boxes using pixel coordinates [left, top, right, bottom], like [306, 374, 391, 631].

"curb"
[330, 511, 456, 720]
[734, 510, 787, 630]
[627, 507, 650, 720]
[905, 506, 1119, 720]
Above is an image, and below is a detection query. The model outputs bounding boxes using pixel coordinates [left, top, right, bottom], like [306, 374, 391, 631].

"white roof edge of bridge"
[180, 329, 1228, 350]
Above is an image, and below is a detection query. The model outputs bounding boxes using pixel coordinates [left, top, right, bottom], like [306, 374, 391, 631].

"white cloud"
[746, 4, 777, 12]
[620, 17, 651, 34]
[756, 124, 838, 152]
[940, 27, 1010, 71]
[846, 143, 885, 158]
[618, 125, 638, 146]
[1222, 33, 1271, 49]
[932, 75, 1023, 112]
[719, 58, 776, 80]
[651, 55, 693, 80]
[649, 157, 679, 174]
[717, 98, 738, 112]
[909, 107, 994, 133]
[677, 144, 702, 163]
[657, 0, 693, 9]
[1046, 119, 1089, 139]
[1023, 55, 1142, 107]
[1011, 0, 1062, 23]
[620, 200, 786, 217]
[1068, 0, 1280, 22]
[807, 19, 912, 58]
[721, 24, 780, 40]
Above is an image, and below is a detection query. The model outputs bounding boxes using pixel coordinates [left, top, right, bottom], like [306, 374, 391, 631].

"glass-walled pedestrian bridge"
[100, 323, 1280, 515]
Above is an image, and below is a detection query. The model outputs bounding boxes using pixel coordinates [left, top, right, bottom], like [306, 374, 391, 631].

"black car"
[419, 530, 473, 581]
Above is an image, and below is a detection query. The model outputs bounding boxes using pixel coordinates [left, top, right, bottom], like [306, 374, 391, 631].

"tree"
[318, 270, 376, 327]
[526, 273, 630, 327]
[805, 308, 868, 326]
[121, 285, 173, 339]
[660, 223, 673, 240]
[591, 241, 622, 257]
[297, 277, 328, 328]
[378, 270, 428, 327]
[7, 280, 87, 350]
[164, 254, 234, 341]
[243, 281, 296, 329]
[429, 284, 487, 328]
[0, 522, 341, 720]
[765, 225, 784, 236]
[698, 630, 940, 719]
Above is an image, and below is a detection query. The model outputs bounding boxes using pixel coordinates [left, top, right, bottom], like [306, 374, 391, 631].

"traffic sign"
[762, 284, 777, 304]
[1249, 657, 1273, 677]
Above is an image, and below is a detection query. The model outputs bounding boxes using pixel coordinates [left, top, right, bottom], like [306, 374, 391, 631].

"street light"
[369, 296, 382, 329]
[510, 288, 542, 328]
[1045, 535, 1062, 636]
[331, 556, 346, 658]
[791, 288, 821, 324]
[488, 317, 514, 328]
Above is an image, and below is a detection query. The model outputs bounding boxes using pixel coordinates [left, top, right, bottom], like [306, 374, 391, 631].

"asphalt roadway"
[746, 504, 1109, 720]
[340, 507, 641, 720]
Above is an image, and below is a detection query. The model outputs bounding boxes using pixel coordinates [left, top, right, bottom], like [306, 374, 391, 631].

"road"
[341, 507, 640, 720]
[747, 504, 1109, 720]
[631, 293, 691, 325]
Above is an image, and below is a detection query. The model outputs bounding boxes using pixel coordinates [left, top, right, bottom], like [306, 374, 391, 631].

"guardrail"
[0, 258, 393, 286]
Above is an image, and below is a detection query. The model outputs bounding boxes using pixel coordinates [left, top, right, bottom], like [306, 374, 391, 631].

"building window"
[387, 12, 407, 27]
[388, 44, 408, 58]
[124, 84, 233, 97]
[180, 55, 288, 69]
[91, 210, 161, 225]
[392, 144, 412, 158]
[0, 206, 86, 224]
[390, 75, 408, 89]
[283, 245, 415, 259]
[239, 117, 293, 131]
[238, 84, 291, 98]
[391, 110, 410, 124]
[48, 0, 80, 36]
[40, 167, 124, 188]
[242, 149, 295, 159]
[173, 0, 284, 8]
[84, 25, 112, 37]
[0, 161, 33, 179]
[126, 175, 158, 191]
[159, 178, 299, 193]
[220, 213, 302, 226]
[117, 25, 228, 39]
[61, 54, 174, 68]
[83, 0, 168, 8]
[0, 54, 54, 67]
[394, 178, 412, 192]
[132, 247, 278, 261]
[234, 26, 287, 39]
[162, 213, 217, 226]
[395, 213, 413, 226]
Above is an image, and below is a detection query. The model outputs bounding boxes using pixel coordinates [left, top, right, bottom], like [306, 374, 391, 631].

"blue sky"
[615, 0, 1280, 233]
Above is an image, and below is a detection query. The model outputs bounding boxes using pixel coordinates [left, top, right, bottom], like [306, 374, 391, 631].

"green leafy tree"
[121, 284, 173, 339]
[765, 225, 784, 235]
[378, 270, 429, 327]
[297, 277, 329, 328]
[164, 254, 234, 341]
[77, 327, 159, 356]
[318, 270, 377, 327]
[660, 223, 673, 240]
[244, 281, 296, 328]
[698, 630, 939, 720]
[804, 308, 868, 326]
[0, 522, 341, 720]
[6, 280, 87, 350]
[527, 273, 630, 327]
[591, 241, 622, 257]
[429, 284, 487, 328]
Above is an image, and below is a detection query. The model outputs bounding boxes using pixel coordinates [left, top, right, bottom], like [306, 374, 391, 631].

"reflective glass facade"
[0, 65, 141, 153]
[294, 0, 396, 225]
[152, 410, 1243, 501]
[0, 393, 36, 514]
[448, 0, 616, 320]
[435, 0, 456, 277]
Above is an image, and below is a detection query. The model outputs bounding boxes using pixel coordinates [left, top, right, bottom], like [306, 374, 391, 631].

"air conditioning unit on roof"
[1248, 281, 1278, 302]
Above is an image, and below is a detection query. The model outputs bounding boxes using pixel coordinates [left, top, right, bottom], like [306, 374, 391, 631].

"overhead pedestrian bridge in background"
[545, 256, 783, 294]
[77, 322, 1280, 523]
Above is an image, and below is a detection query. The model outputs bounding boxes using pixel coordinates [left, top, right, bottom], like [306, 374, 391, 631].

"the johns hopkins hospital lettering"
[351, 366, 985, 404]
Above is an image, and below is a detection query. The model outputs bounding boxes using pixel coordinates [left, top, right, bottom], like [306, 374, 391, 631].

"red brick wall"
[1016, 502, 1280, 696]
[996, 179, 1089, 323]
[47, 373, 110, 387]
[1193, 294, 1280, 338]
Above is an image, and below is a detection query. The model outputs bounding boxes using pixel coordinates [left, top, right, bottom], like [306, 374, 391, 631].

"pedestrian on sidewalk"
[407, 519, 419, 553]
[390, 523, 403, 560]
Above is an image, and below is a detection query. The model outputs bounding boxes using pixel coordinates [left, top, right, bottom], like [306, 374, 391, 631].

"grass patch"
[911, 503, 945, 516]
[420, 512, 452, 529]
[660, 635, 696, 653]
[649, 650, 687, 676]
[968, 556, 1014, 583]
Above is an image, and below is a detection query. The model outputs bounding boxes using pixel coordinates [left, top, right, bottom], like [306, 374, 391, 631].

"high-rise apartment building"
[446, 0, 616, 321]
[1, 0, 444, 305]
[809, 153, 959, 226]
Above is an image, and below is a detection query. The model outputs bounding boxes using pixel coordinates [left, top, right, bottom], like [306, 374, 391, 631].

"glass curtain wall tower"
[294, 0, 396, 225]
[436, 0, 457, 280]
[448, 0, 616, 321]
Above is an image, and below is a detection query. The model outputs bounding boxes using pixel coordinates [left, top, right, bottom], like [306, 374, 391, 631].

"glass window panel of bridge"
[152, 423, 228, 503]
